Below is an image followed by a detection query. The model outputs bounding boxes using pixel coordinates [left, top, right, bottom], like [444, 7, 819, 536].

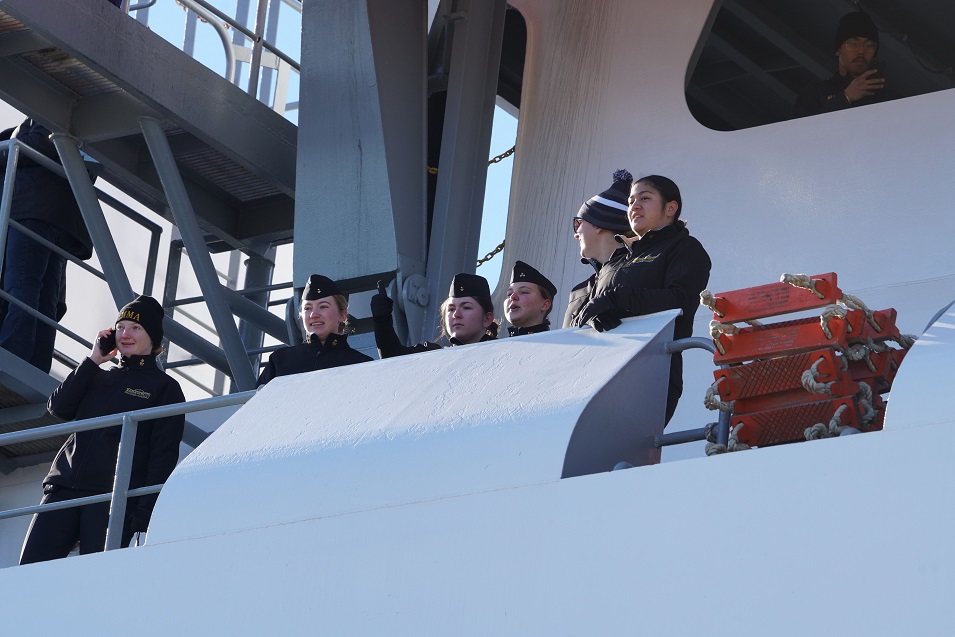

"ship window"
[685, 0, 955, 131]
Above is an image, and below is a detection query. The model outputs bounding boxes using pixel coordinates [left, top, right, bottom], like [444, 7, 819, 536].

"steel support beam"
[139, 117, 257, 390]
[53, 133, 234, 376]
[421, 0, 507, 342]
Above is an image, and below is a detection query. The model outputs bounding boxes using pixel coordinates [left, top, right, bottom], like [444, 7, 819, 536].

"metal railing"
[0, 390, 255, 552]
[0, 138, 163, 359]
[126, 0, 302, 116]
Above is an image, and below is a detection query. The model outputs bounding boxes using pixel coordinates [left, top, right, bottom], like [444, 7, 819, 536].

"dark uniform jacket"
[563, 223, 711, 422]
[792, 73, 893, 119]
[374, 316, 496, 359]
[256, 333, 372, 386]
[563, 260, 601, 329]
[46, 354, 185, 527]
[507, 323, 549, 337]
[12, 119, 94, 260]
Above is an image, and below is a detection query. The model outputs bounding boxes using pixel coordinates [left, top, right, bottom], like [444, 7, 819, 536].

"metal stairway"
[0, 0, 297, 249]
[0, 0, 299, 468]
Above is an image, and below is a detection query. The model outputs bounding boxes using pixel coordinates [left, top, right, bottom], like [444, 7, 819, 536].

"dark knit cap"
[302, 274, 342, 301]
[576, 169, 633, 234]
[116, 295, 164, 348]
[834, 12, 879, 51]
[449, 273, 490, 299]
[510, 260, 557, 299]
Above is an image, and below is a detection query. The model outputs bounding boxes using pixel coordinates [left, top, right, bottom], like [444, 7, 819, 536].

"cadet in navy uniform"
[256, 274, 372, 386]
[504, 260, 557, 336]
[20, 295, 185, 563]
[372, 273, 498, 358]
[571, 175, 711, 423]
[564, 169, 636, 330]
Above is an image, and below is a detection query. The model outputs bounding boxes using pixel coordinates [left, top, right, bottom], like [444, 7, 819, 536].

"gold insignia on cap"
[519, 272, 526, 278]
[459, 285, 465, 292]
[316, 288, 321, 294]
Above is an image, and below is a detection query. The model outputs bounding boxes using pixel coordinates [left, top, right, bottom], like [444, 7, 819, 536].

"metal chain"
[476, 240, 505, 267]
[428, 145, 515, 175]
[424, 145, 516, 267]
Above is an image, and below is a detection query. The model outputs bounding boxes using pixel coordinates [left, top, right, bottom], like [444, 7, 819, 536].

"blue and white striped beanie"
[576, 169, 633, 234]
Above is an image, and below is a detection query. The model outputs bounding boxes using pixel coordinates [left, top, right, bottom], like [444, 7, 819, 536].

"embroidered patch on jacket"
[125, 388, 151, 400]
[631, 253, 660, 264]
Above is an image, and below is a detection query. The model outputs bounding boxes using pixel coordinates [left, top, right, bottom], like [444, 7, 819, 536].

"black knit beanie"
[834, 12, 879, 51]
[576, 169, 633, 234]
[116, 295, 165, 349]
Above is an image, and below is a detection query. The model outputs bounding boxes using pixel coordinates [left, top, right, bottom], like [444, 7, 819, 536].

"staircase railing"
[0, 390, 255, 554]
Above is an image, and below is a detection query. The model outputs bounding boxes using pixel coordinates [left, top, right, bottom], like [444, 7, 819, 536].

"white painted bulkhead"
[0, 311, 954, 634]
[2, 1, 955, 633]
[501, 0, 955, 453]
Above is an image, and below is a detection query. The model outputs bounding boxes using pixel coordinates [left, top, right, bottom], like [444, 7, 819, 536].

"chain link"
[424, 145, 516, 268]
[476, 240, 505, 267]
[427, 145, 515, 175]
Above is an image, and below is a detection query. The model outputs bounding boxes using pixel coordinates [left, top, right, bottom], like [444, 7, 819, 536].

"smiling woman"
[255, 274, 372, 386]
[19, 294, 186, 563]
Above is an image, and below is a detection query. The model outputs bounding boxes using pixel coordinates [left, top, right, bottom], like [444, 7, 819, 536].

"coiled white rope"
[705, 423, 751, 455]
[704, 378, 734, 412]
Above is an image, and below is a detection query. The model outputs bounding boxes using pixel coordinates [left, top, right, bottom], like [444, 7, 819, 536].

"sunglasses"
[572, 217, 584, 233]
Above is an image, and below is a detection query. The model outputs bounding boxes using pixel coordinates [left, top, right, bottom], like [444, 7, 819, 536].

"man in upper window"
[793, 12, 888, 118]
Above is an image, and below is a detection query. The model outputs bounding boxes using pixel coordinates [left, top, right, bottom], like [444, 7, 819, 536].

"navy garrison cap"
[302, 274, 342, 301]
[449, 273, 490, 299]
[510, 261, 557, 299]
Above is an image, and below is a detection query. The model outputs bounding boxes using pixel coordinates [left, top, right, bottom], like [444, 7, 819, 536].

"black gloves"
[575, 293, 621, 332]
[370, 280, 394, 320]
[589, 313, 622, 332]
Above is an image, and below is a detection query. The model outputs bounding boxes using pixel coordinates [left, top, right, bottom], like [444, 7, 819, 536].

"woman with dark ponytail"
[572, 174, 711, 423]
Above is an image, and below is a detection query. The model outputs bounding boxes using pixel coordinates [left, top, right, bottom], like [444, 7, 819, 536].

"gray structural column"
[138, 117, 257, 390]
[421, 0, 507, 342]
[295, 0, 428, 287]
[53, 134, 234, 375]
[237, 242, 277, 385]
[52, 134, 137, 305]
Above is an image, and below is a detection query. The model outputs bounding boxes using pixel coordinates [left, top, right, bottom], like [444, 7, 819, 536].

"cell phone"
[98, 331, 116, 355]
[868, 59, 885, 80]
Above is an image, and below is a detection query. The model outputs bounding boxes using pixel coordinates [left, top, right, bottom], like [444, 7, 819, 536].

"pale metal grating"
[21, 48, 118, 97]
[0, 11, 27, 34]
[0, 385, 64, 457]
[177, 144, 284, 202]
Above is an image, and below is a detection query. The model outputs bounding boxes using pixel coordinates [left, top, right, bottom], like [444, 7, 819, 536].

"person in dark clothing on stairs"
[19, 295, 185, 563]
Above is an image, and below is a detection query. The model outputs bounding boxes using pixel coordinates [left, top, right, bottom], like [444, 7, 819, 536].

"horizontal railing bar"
[0, 391, 255, 448]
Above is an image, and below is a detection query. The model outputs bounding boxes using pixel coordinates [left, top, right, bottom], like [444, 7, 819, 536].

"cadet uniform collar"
[119, 354, 157, 370]
[305, 332, 348, 350]
[507, 323, 549, 337]
[448, 333, 496, 347]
